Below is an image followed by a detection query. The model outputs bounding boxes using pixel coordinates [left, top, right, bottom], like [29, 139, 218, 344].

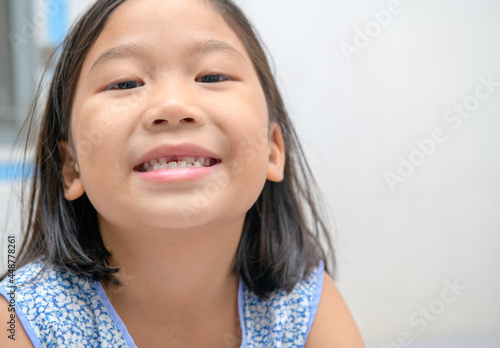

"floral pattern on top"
[0, 261, 323, 347]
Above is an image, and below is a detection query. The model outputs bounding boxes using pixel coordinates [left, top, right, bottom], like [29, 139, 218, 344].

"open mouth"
[135, 156, 221, 172]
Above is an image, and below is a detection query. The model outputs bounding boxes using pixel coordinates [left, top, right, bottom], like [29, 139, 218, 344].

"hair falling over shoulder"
[7, 0, 335, 298]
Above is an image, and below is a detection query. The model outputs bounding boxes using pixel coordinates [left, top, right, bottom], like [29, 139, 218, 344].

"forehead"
[82, 0, 247, 65]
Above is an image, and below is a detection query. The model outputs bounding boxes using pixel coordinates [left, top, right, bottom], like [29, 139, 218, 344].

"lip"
[133, 143, 222, 182]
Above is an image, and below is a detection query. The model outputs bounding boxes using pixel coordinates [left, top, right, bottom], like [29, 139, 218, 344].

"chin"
[136, 210, 215, 230]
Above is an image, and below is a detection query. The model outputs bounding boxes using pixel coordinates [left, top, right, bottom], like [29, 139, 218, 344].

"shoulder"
[0, 261, 124, 347]
[0, 262, 45, 347]
[0, 295, 34, 347]
[241, 261, 325, 346]
[304, 271, 365, 348]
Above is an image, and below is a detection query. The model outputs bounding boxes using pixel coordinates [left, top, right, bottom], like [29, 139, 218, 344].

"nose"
[142, 80, 206, 129]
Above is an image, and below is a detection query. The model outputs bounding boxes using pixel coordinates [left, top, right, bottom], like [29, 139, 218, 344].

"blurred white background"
[1, 0, 499, 347]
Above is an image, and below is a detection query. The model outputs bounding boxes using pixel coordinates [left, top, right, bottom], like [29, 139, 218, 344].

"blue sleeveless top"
[0, 261, 324, 347]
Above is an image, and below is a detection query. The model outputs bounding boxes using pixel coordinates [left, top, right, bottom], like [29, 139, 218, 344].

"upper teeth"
[141, 156, 214, 172]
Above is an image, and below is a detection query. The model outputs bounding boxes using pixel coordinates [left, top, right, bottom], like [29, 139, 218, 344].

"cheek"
[70, 100, 134, 188]
[228, 87, 270, 173]
[224, 120, 270, 205]
[71, 96, 133, 157]
[231, 126, 269, 170]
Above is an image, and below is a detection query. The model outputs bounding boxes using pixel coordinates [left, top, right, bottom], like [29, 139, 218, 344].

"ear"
[266, 122, 286, 182]
[59, 141, 85, 201]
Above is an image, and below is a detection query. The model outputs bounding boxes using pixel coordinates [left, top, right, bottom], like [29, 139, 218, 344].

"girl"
[0, 0, 364, 346]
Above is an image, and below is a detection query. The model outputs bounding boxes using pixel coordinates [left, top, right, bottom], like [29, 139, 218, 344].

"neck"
[98, 217, 244, 341]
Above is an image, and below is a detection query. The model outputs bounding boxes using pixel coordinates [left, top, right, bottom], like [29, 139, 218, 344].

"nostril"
[150, 117, 196, 126]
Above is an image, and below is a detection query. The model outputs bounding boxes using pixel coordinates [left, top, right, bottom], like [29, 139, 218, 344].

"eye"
[106, 80, 144, 91]
[196, 74, 234, 83]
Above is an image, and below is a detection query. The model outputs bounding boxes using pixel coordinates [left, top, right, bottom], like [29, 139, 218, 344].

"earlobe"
[59, 141, 85, 201]
[266, 123, 286, 182]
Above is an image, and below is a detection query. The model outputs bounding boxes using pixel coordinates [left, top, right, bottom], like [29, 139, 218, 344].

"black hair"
[6, 0, 335, 299]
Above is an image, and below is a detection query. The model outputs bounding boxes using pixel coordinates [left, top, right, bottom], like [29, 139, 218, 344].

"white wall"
[1, 0, 499, 346]
[235, 0, 500, 346]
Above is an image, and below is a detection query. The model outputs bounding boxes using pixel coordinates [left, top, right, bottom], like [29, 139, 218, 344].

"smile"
[133, 143, 222, 182]
[136, 156, 220, 172]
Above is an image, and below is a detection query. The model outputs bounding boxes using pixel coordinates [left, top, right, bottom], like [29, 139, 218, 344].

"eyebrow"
[186, 39, 246, 63]
[88, 39, 246, 78]
[88, 42, 150, 78]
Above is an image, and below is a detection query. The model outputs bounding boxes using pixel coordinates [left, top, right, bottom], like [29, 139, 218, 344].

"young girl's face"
[61, 0, 284, 232]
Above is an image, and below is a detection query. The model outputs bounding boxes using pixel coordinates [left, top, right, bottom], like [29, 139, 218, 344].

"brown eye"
[196, 74, 233, 83]
[106, 80, 144, 91]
